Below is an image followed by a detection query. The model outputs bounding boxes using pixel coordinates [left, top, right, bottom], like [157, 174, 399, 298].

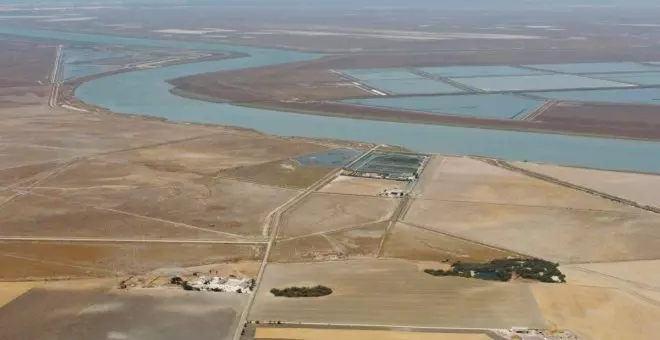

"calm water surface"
[1, 27, 660, 172]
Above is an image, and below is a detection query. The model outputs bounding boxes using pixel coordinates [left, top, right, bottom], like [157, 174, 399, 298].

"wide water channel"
[1, 27, 659, 173]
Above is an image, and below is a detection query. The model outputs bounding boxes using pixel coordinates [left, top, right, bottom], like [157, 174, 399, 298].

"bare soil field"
[0, 241, 263, 280]
[0, 40, 55, 87]
[319, 176, 407, 196]
[532, 284, 660, 340]
[279, 193, 397, 237]
[271, 222, 388, 262]
[382, 222, 520, 263]
[219, 159, 333, 189]
[404, 200, 660, 263]
[250, 259, 544, 329]
[255, 327, 492, 340]
[512, 162, 660, 209]
[0, 287, 247, 340]
[415, 156, 629, 211]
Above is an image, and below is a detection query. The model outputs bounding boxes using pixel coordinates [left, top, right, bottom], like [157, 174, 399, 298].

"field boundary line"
[479, 158, 660, 214]
[0, 236, 265, 245]
[278, 217, 392, 242]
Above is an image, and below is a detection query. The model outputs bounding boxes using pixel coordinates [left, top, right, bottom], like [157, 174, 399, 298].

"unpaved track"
[232, 145, 382, 340]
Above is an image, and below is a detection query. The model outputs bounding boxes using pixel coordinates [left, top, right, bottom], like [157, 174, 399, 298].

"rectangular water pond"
[452, 74, 631, 92]
[588, 72, 660, 86]
[524, 62, 660, 74]
[294, 148, 362, 167]
[419, 65, 547, 78]
[342, 94, 544, 119]
[339, 69, 419, 81]
[532, 88, 660, 105]
[362, 78, 465, 95]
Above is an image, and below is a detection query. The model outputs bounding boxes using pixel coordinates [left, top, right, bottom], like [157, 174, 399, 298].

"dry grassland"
[279, 193, 396, 237]
[250, 259, 544, 329]
[255, 327, 492, 340]
[415, 157, 629, 211]
[219, 159, 333, 189]
[100, 133, 329, 176]
[26, 162, 297, 236]
[319, 176, 407, 196]
[0, 287, 247, 340]
[271, 222, 388, 262]
[513, 162, 660, 209]
[0, 85, 50, 108]
[0, 282, 43, 308]
[404, 200, 660, 263]
[0, 241, 263, 280]
[532, 284, 660, 340]
[382, 222, 519, 262]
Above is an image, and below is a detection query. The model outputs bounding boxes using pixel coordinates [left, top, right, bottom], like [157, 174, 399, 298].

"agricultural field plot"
[271, 222, 388, 262]
[0, 85, 50, 108]
[319, 176, 407, 196]
[381, 222, 520, 263]
[512, 162, 660, 209]
[418, 65, 548, 78]
[451, 74, 630, 92]
[0, 241, 263, 280]
[0, 287, 247, 340]
[218, 159, 333, 189]
[532, 284, 660, 340]
[414, 156, 629, 211]
[524, 62, 660, 74]
[533, 87, 660, 105]
[570, 260, 660, 289]
[20, 162, 297, 237]
[255, 327, 493, 340]
[250, 259, 544, 329]
[342, 94, 544, 119]
[403, 200, 660, 263]
[278, 193, 396, 237]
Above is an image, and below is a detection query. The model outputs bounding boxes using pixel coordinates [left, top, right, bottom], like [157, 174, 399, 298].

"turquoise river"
[0, 27, 659, 173]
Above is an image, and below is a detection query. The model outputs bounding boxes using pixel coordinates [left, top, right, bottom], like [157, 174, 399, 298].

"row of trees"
[270, 285, 333, 297]
[425, 258, 566, 283]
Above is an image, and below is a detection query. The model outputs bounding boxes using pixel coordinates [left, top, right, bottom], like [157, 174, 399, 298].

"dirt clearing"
[319, 176, 407, 196]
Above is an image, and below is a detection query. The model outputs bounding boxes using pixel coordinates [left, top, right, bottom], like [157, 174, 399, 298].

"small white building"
[381, 188, 405, 198]
[189, 276, 253, 293]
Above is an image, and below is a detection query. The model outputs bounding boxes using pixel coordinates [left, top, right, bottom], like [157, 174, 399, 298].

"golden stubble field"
[250, 259, 544, 329]
[255, 327, 493, 340]
[403, 156, 660, 263]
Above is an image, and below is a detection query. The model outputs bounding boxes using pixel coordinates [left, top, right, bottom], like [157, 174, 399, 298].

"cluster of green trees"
[270, 285, 333, 297]
[425, 258, 566, 283]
